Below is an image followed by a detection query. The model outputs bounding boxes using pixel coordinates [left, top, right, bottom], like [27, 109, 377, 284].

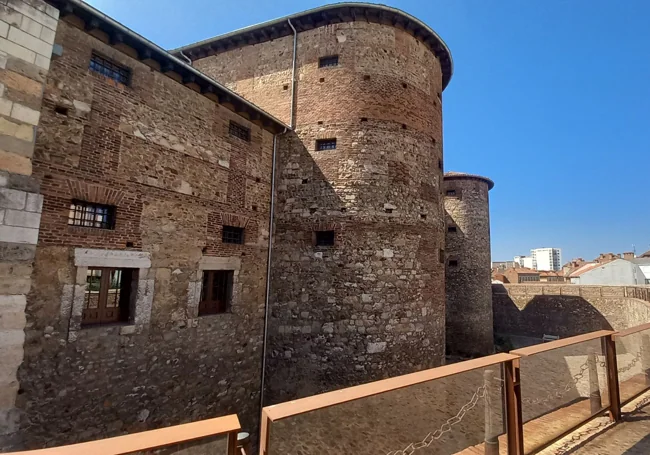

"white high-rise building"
[531, 248, 562, 271]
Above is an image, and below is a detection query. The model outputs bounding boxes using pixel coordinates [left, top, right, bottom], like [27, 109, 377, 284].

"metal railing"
[8, 414, 241, 455]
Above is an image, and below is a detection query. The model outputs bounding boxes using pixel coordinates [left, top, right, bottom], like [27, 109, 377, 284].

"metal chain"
[386, 384, 490, 455]
[551, 419, 611, 455]
[617, 350, 643, 375]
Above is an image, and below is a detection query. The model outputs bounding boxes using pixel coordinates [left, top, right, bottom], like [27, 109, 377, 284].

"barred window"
[222, 225, 244, 244]
[446, 190, 457, 197]
[315, 230, 335, 247]
[229, 121, 250, 142]
[89, 52, 131, 85]
[319, 55, 339, 68]
[448, 259, 458, 267]
[68, 201, 116, 229]
[448, 226, 457, 233]
[316, 139, 337, 151]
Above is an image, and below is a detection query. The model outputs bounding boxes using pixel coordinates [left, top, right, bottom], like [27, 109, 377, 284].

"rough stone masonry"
[0, 1, 496, 450]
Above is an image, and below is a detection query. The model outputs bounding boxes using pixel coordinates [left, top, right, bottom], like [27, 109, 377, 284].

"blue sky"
[86, 0, 650, 262]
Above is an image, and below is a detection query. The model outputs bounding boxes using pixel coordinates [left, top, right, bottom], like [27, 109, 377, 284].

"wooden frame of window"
[89, 52, 131, 85]
[199, 270, 233, 315]
[82, 267, 134, 326]
[68, 200, 116, 229]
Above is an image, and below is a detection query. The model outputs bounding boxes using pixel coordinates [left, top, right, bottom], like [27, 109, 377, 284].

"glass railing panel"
[615, 327, 650, 405]
[265, 358, 512, 455]
[517, 337, 609, 454]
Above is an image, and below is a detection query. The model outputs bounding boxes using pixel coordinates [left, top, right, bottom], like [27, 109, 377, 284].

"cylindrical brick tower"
[443, 172, 494, 357]
[182, 4, 453, 403]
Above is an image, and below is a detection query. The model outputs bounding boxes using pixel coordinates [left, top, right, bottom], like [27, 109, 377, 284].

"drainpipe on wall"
[259, 17, 298, 413]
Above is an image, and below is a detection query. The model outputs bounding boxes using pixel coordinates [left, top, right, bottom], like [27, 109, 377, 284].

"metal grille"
[229, 121, 251, 141]
[89, 52, 131, 85]
[82, 268, 133, 325]
[199, 270, 233, 315]
[446, 189, 457, 196]
[222, 225, 244, 244]
[68, 200, 116, 229]
[315, 230, 335, 246]
[448, 259, 459, 267]
[318, 55, 339, 67]
[316, 139, 337, 151]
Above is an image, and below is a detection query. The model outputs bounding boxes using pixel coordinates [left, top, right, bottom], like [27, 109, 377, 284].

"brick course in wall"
[194, 20, 448, 403]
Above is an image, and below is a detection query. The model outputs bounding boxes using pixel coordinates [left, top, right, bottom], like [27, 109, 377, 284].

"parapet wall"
[493, 284, 650, 340]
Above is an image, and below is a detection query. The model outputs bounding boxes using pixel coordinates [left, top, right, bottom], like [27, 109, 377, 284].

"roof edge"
[444, 172, 495, 190]
[45, 0, 288, 133]
[170, 2, 453, 90]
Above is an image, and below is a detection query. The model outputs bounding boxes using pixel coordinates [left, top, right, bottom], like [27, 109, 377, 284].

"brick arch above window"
[312, 221, 339, 232]
[219, 212, 250, 228]
[67, 180, 125, 206]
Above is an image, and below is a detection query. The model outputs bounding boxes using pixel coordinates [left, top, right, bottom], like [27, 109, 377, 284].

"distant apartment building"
[492, 260, 517, 271]
[569, 259, 647, 285]
[514, 255, 536, 269]
[531, 248, 562, 271]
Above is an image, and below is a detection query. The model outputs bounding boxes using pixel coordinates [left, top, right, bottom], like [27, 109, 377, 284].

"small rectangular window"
[447, 226, 457, 233]
[89, 52, 131, 85]
[222, 225, 244, 244]
[229, 121, 251, 142]
[68, 200, 116, 229]
[315, 230, 335, 247]
[448, 259, 458, 267]
[316, 139, 337, 151]
[439, 249, 444, 264]
[199, 270, 233, 315]
[318, 55, 339, 68]
[82, 268, 135, 326]
[446, 190, 457, 197]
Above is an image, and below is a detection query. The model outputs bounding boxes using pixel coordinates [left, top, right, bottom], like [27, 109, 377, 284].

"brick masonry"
[7, 14, 274, 450]
[444, 174, 494, 357]
[0, 0, 56, 448]
[194, 21, 448, 403]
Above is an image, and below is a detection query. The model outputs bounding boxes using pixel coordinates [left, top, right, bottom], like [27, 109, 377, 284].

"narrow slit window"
[448, 226, 457, 233]
[448, 259, 458, 267]
[229, 121, 251, 142]
[318, 55, 339, 68]
[199, 270, 233, 315]
[68, 200, 116, 229]
[315, 230, 335, 247]
[89, 52, 131, 85]
[222, 225, 244, 244]
[316, 139, 337, 151]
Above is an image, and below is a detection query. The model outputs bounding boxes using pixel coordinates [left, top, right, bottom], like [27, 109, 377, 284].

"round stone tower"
[184, 3, 453, 403]
[444, 172, 494, 357]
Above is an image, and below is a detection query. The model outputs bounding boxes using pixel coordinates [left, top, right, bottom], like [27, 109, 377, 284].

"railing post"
[604, 334, 621, 422]
[504, 359, 524, 455]
[227, 430, 238, 455]
[642, 335, 650, 386]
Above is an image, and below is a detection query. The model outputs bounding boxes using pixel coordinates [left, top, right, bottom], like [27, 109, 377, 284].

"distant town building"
[539, 271, 566, 283]
[531, 248, 562, 271]
[503, 267, 540, 284]
[630, 257, 650, 284]
[514, 255, 536, 269]
[569, 259, 647, 285]
[492, 260, 517, 271]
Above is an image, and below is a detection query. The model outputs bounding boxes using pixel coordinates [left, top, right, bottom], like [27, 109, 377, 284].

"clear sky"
[86, 0, 650, 262]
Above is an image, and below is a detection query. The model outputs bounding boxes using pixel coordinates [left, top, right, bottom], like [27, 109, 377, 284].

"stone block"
[10, 102, 40, 125]
[43, 4, 60, 20]
[0, 133, 33, 158]
[74, 248, 152, 268]
[0, 37, 35, 64]
[34, 53, 48, 70]
[0, 209, 4, 223]
[0, 294, 26, 330]
[4, 208, 40, 228]
[0, 224, 38, 244]
[0, 97, 12, 116]
[0, 381, 18, 408]
[0, 21, 9, 39]
[24, 192, 42, 212]
[3, 171, 38, 192]
[0, 187, 25, 209]
[39, 25, 55, 44]
[0, 117, 34, 141]
[0, 9, 22, 28]
[0, 242, 34, 261]
[20, 16, 42, 39]
[0, 408, 20, 436]
[0, 82, 5, 97]
[119, 325, 136, 336]
[5, 0, 58, 31]
[198, 256, 241, 271]
[367, 341, 387, 354]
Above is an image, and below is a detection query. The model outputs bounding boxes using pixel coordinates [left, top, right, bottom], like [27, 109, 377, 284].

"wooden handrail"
[264, 353, 519, 421]
[613, 321, 650, 339]
[510, 330, 614, 357]
[9, 414, 241, 455]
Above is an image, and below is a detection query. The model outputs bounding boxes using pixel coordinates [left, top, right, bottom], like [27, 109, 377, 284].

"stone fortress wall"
[444, 173, 494, 357]
[192, 15, 450, 403]
[5, 10, 277, 449]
